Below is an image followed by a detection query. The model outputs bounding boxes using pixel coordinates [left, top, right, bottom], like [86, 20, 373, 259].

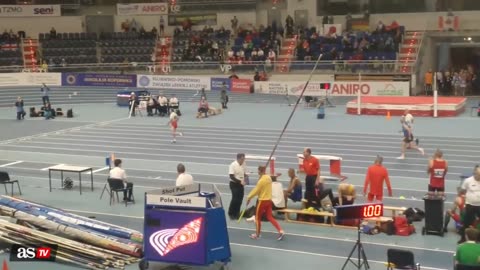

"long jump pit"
[346, 96, 466, 117]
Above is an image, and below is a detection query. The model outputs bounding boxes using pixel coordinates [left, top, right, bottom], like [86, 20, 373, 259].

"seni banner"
[0, 5, 61, 17]
[0, 72, 61, 87]
[116, 3, 168, 15]
[62, 73, 137, 88]
[254, 81, 410, 96]
[137, 75, 210, 91]
[210, 77, 230, 91]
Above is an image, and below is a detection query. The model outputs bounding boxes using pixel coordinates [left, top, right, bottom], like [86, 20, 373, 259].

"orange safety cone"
[386, 111, 391, 120]
[3, 259, 9, 270]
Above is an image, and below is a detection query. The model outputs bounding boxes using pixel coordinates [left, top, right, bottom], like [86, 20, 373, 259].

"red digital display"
[334, 203, 384, 220]
[320, 83, 331, 90]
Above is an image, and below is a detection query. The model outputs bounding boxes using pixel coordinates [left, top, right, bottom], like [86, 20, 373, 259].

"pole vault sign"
[146, 194, 207, 208]
[148, 184, 200, 196]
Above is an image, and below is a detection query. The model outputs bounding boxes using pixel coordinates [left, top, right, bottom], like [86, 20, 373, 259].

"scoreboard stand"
[140, 184, 231, 270]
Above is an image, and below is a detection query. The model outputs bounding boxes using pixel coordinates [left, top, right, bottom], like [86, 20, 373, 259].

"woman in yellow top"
[246, 166, 285, 240]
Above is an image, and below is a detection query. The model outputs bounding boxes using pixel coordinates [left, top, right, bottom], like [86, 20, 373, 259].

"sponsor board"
[0, 73, 61, 87]
[62, 73, 137, 87]
[116, 3, 168, 15]
[137, 75, 210, 91]
[0, 5, 60, 17]
[210, 77, 230, 91]
[231, 79, 252, 93]
[254, 81, 410, 96]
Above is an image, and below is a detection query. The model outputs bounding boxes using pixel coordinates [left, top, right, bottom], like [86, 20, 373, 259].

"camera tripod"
[341, 221, 369, 270]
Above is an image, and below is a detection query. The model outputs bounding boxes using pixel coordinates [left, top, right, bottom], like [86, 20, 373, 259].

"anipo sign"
[331, 83, 370, 95]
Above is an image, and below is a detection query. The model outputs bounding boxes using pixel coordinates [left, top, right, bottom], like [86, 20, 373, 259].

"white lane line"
[0, 161, 23, 168]
[154, 176, 162, 179]
[41, 164, 64, 171]
[87, 166, 110, 174]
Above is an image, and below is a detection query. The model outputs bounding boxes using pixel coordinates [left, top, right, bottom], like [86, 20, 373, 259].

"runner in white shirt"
[176, 163, 193, 186]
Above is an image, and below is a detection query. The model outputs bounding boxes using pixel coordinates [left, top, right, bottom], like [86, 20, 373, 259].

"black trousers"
[124, 182, 133, 200]
[228, 181, 244, 219]
[460, 204, 480, 240]
[305, 175, 317, 202]
[42, 96, 49, 106]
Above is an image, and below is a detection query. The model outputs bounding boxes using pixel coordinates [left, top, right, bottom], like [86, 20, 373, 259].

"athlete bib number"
[433, 169, 445, 178]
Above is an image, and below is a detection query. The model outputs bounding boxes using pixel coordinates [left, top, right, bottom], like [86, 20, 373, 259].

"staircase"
[397, 31, 424, 74]
[22, 38, 39, 71]
[154, 36, 172, 74]
[275, 35, 297, 73]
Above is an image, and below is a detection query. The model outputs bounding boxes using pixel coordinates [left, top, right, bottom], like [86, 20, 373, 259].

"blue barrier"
[210, 77, 230, 91]
[62, 73, 137, 87]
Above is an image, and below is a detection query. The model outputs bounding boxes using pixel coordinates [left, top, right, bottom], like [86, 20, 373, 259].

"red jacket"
[363, 164, 392, 197]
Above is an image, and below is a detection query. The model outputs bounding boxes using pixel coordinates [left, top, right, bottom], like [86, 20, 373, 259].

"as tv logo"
[10, 244, 57, 262]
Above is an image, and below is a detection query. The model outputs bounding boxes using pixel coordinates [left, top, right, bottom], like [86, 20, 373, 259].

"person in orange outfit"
[425, 69, 433, 95]
[246, 166, 285, 241]
[363, 156, 392, 202]
[301, 148, 320, 204]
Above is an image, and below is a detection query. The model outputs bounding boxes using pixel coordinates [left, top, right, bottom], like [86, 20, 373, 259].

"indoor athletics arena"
[0, 0, 480, 270]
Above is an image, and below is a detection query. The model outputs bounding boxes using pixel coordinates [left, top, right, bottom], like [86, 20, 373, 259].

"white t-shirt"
[176, 173, 193, 186]
[109, 167, 126, 180]
[462, 176, 480, 206]
[272, 182, 285, 208]
[228, 160, 246, 182]
[159, 96, 168, 106]
[404, 113, 414, 126]
[170, 111, 178, 121]
[170, 97, 178, 106]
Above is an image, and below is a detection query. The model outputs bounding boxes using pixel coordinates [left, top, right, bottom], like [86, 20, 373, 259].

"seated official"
[455, 228, 480, 266]
[197, 96, 209, 118]
[333, 183, 356, 206]
[158, 95, 168, 116]
[128, 92, 139, 117]
[284, 168, 302, 205]
[147, 96, 156, 116]
[169, 95, 179, 113]
[43, 103, 55, 120]
[176, 163, 194, 186]
[109, 159, 133, 202]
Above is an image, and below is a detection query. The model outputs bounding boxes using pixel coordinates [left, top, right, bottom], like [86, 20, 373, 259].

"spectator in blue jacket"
[15, 97, 25, 120]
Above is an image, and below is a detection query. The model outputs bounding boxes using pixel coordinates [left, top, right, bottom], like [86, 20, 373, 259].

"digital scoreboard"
[334, 203, 384, 220]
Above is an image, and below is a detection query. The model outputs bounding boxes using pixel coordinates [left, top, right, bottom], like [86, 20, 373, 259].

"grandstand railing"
[0, 60, 417, 75]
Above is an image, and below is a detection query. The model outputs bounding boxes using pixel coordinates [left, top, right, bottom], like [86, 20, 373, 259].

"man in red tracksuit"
[363, 156, 392, 202]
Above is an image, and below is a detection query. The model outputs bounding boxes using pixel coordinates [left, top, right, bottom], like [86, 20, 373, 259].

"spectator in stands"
[109, 159, 134, 202]
[176, 163, 194, 187]
[268, 49, 276, 62]
[40, 83, 50, 106]
[363, 155, 392, 202]
[455, 228, 480, 266]
[121, 20, 130, 32]
[151, 27, 158, 37]
[254, 72, 261, 81]
[61, 58, 67, 68]
[159, 16, 165, 36]
[424, 69, 434, 95]
[284, 168, 302, 205]
[50, 27, 56, 39]
[231, 16, 238, 34]
[15, 97, 25, 120]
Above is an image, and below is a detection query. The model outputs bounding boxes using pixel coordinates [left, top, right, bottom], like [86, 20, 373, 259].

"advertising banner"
[168, 14, 217, 26]
[231, 79, 251, 93]
[144, 211, 206, 265]
[62, 73, 137, 88]
[254, 81, 410, 96]
[137, 75, 210, 91]
[0, 73, 61, 87]
[116, 3, 168, 15]
[210, 77, 230, 91]
[0, 5, 61, 17]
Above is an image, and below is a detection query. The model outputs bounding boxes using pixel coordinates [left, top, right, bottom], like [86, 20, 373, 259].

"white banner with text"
[254, 81, 410, 96]
[0, 5, 61, 17]
[0, 73, 61, 87]
[116, 3, 168, 15]
[137, 75, 210, 90]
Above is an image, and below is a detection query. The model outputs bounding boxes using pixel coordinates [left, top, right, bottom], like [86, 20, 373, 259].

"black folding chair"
[387, 249, 420, 270]
[107, 178, 134, 206]
[456, 264, 480, 270]
[0, 171, 22, 196]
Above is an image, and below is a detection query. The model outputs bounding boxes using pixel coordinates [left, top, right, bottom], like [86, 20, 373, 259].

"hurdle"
[296, 154, 346, 181]
[245, 155, 276, 176]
